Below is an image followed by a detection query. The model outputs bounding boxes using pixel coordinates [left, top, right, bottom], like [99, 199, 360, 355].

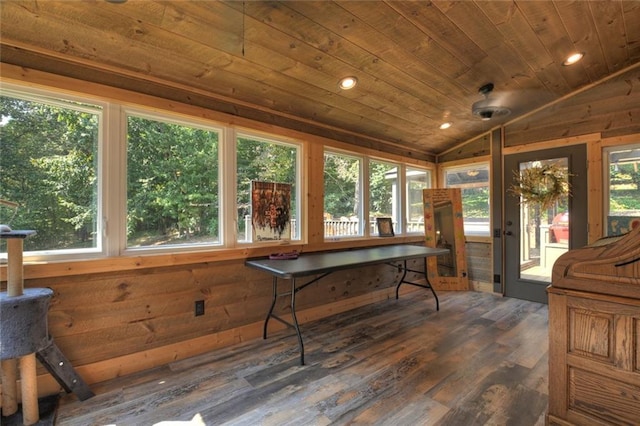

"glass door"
[503, 145, 587, 303]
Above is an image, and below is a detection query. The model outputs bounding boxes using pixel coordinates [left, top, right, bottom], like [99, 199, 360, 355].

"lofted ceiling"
[1, 1, 639, 159]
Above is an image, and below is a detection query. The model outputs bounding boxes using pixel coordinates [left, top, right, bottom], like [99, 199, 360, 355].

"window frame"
[323, 149, 365, 240]
[368, 158, 401, 236]
[442, 162, 491, 238]
[234, 129, 304, 246]
[603, 142, 640, 236]
[0, 84, 107, 261]
[0, 83, 309, 261]
[122, 107, 225, 255]
[323, 148, 434, 241]
[1, 80, 433, 264]
[405, 166, 433, 235]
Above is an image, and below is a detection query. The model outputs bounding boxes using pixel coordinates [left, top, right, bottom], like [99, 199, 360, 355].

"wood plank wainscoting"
[466, 241, 493, 292]
[55, 291, 549, 425]
[11, 256, 431, 399]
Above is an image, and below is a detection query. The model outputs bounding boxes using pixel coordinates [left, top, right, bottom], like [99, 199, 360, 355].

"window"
[605, 144, 640, 236]
[1, 91, 101, 257]
[444, 164, 490, 237]
[324, 151, 363, 238]
[236, 134, 300, 242]
[126, 113, 220, 249]
[1, 84, 306, 259]
[2, 82, 433, 261]
[406, 167, 431, 233]
[369, 160, 398, 235]
[323, 151, 432, 238]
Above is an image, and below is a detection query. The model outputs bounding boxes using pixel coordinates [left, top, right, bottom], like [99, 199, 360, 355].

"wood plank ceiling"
[1, 1, 639, 158]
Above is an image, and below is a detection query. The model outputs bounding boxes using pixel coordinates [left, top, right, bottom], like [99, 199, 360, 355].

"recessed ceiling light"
[338, 77, 358, 90]
[439, 122, 452, 130]
[563, 52, 584, 66]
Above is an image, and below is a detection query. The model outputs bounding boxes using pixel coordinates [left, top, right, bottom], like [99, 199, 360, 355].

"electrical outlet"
[195, 300, 205, 316]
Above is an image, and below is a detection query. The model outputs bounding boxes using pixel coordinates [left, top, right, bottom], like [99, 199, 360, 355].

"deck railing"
[242, 216, 424, 240]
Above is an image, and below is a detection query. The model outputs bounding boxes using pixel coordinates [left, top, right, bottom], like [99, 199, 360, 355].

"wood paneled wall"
[33, 259, 417, 368]
[0, 63, 439, 399]
[1, 62, 639, 400]
[437, 133, 491, 164]
[16, 258, 426, 397]
[504, 65, 640, 147]
[465, 241, 493, 292]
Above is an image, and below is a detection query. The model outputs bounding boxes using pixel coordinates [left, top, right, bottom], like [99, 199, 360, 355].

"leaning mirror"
[423, 189, 469, 291]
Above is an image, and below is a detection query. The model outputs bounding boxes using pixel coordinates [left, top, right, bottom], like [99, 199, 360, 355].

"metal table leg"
[394, 258, 439, 311]
[262, 276, 310, 365]
[394, 259, 409, 299]
[290, 278, 304, 365]
[263, 277, 278, 339]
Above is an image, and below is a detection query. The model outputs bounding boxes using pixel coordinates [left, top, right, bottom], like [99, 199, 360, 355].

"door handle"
[504, 230, 513, 236]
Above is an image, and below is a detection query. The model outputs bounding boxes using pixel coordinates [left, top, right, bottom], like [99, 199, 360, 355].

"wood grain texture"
[422, 189, 470, 291]
[466, 241, 493, 285]
[55, 291, 549, 425]
[13, 257, 425, 380]
[503, 64, 640, 147]
[548, 228, 640, 426]
[1, 0, 638, 157]
[437, 133, 491, 164]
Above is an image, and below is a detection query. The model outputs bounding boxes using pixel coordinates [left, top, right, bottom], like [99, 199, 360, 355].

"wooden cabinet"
[547, 227, 640, 425]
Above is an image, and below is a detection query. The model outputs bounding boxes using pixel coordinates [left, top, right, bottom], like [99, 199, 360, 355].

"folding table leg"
[290, 278, 304, 365]
[394, 258, 439, 311]
[263, 277, 278, 339]
[423, 258, 440, 311]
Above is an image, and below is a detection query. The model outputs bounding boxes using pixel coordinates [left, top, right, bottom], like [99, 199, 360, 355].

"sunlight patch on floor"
[153, 413, 205, 426]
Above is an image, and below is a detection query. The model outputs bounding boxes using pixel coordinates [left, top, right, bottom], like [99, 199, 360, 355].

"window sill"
[2, 235, 427, 280]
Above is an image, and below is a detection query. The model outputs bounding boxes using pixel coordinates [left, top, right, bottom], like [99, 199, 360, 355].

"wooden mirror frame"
[422, 188, 470, 291]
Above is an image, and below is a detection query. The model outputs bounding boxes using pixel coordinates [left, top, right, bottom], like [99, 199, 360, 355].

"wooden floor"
[55, 290, 549, 425]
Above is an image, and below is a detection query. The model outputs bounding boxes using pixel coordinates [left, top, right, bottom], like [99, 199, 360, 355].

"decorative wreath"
[509, 164, 570, 210]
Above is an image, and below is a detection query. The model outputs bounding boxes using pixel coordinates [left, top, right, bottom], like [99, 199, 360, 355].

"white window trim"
[1, 84, 107, 262]
[221, 127, 236, 246]
[368, 158, 401, 235]
[2, 81, 432, 262]
[603, 143, 640, 235]
[323, 149, 365, 240]
[442, 161, 491, 238]
[234, 129, 305, 246]
[122, 107, 225, 256]
[405, 166, 433, 235]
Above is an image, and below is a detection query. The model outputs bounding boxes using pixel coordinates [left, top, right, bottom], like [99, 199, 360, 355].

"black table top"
[245, 244, 449, 279]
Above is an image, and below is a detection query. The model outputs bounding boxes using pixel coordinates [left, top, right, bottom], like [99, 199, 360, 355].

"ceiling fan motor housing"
[472, 83, 511, 120]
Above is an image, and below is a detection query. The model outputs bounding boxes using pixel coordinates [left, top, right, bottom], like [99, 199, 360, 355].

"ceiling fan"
[471, 83, 512, 121]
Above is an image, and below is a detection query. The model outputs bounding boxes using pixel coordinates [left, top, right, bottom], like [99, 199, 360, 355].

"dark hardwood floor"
[55, 290, 549, 425]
